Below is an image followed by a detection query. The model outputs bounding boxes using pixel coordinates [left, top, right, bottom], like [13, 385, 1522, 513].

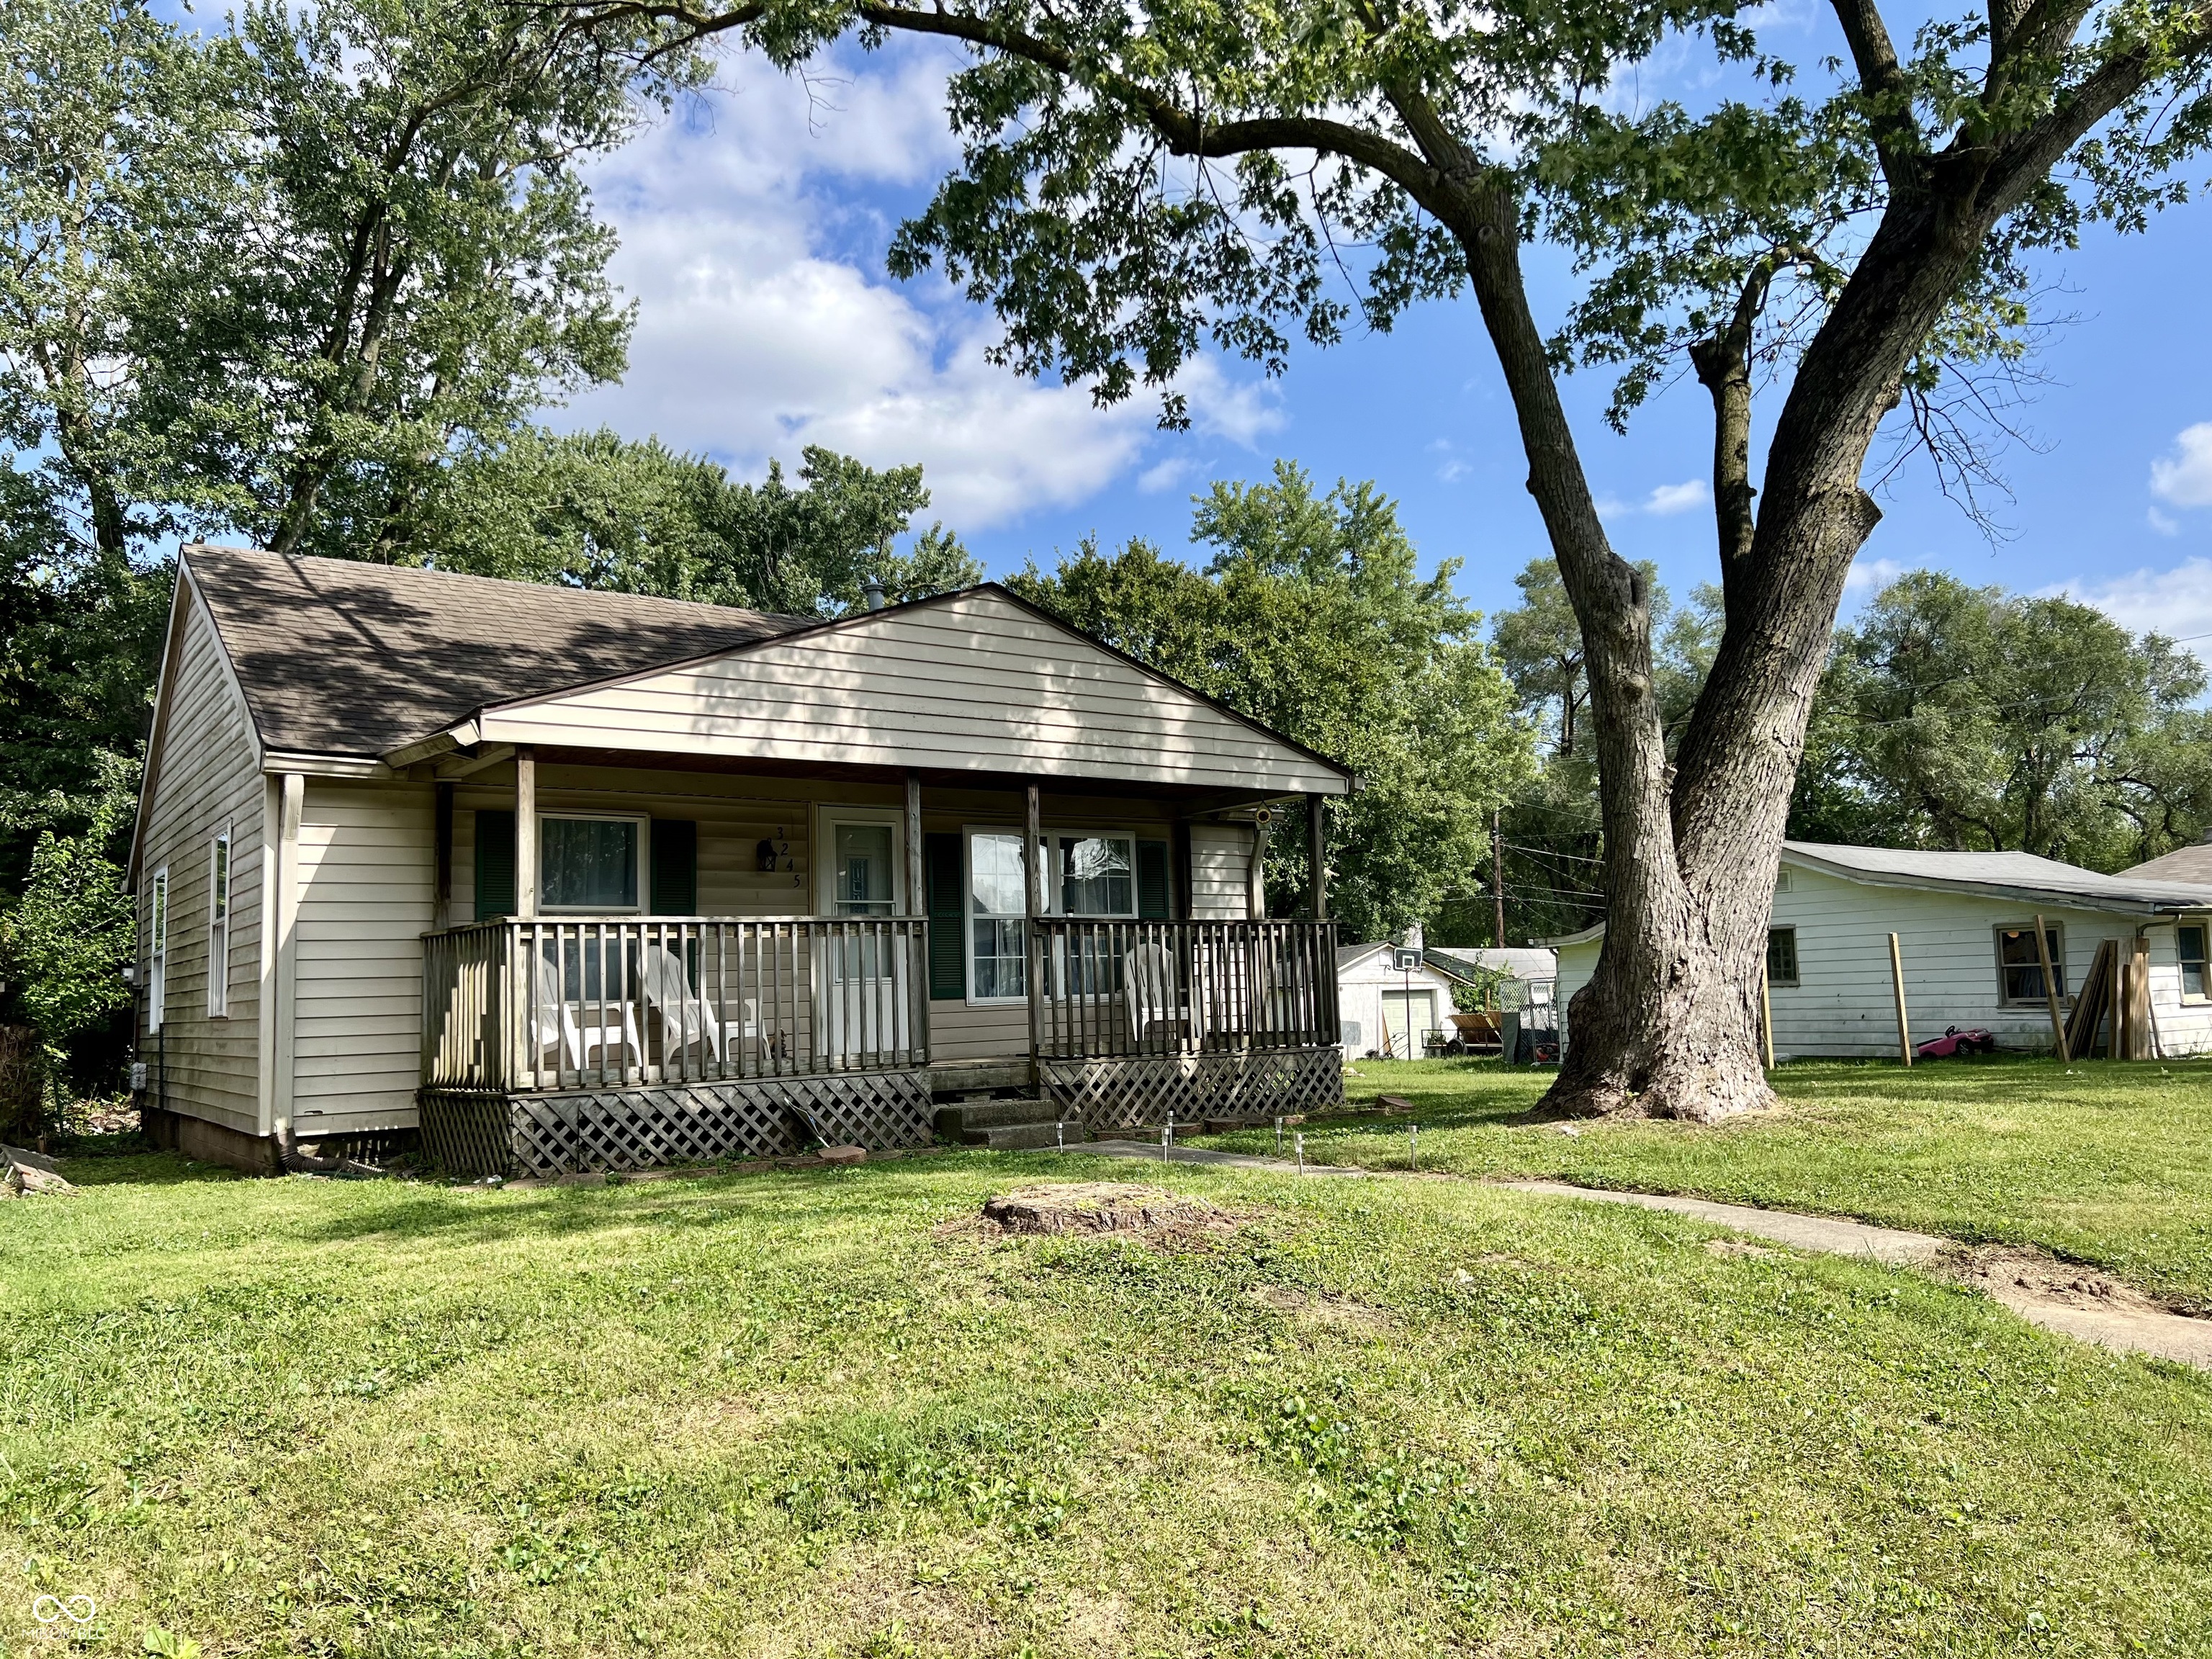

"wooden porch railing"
[1030, 918, 1339, 1060]
[422, 917, 928, 1093]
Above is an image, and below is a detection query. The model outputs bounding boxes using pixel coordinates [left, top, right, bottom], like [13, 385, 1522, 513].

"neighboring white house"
[1550, 842, 2212, 1060]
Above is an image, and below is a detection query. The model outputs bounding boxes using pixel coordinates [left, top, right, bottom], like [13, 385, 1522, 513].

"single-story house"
[1550, 842, 2212, 1060]
[127, 547, 1354, 1175]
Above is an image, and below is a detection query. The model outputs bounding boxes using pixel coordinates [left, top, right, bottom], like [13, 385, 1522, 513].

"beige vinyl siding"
[472, 590, 1346, 796]
[1189, 824, 1251, 920]
[1556, 862, 2212, 1059]
[137, 587, 265, 1133]
[290, 780, 434, 1130]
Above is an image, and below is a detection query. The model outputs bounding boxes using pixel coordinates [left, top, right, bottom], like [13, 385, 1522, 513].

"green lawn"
[1200, 1056, 2212, 1308]
[6, 1150, 2212, 1656]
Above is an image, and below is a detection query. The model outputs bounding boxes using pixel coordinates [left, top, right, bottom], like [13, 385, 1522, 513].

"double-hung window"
[539, 814, 646, 912]
[147, 868, 168, 1033]
[1996, 924, 2065, 1004]
[964, 829, 1140, 1002]
[207, 827, 231, 1017]
[2180, 922, 2210, 1001]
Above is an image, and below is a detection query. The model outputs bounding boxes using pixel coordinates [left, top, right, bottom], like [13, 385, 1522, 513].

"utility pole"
[1491, 808, 1506, 949]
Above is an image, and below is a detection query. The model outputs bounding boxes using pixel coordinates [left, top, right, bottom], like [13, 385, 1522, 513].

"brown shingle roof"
[2120, 842, 2212, 884]
[184, 545, 812, 759]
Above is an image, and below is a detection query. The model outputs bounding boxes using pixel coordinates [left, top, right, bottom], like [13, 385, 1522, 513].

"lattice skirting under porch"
[418, 1071, 935, 1179]
[1043, 1046, 1343, 1133]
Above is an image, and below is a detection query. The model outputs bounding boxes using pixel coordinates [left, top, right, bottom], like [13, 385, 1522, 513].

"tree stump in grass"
[981, 1183, 1223, 1236]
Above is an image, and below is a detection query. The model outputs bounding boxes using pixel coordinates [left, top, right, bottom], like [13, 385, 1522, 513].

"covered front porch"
[413, 752, 1343, 1178]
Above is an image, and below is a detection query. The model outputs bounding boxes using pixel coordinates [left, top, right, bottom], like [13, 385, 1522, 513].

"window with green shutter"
[925, 832, 966, 999]
[1136, 839, 1173, 919]
[474, 809, 516, 920]
[650, 819, 698, 914]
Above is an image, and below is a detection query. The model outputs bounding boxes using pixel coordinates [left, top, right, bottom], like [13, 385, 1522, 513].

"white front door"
[1380, 990, 1435, 1059]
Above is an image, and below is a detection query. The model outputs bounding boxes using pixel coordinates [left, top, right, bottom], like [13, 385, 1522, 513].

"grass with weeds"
[4, 1149, 2211, 1655]
[1201, 1056, 2212, 1307]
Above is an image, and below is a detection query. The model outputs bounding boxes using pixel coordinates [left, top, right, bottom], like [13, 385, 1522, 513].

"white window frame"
[147, 867, 168, 1033]
[536, 811, 649, 914]
[812, 804, 908, 917]
[961, 825, 1143, 1006]
[207, 824, 232, 1017]
[2180, 918, 2211, 1003]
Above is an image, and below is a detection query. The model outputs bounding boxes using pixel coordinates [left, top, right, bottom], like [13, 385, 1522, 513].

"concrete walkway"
[1503, 1179, 1947, 1265]
[1510, 1180, 2212, 1369]
[1045, 1144, 2212, 1368]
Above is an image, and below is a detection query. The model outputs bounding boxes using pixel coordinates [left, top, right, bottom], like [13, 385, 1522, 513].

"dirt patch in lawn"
[1941, 1243, 2167, 1316]
[1936, 1242, 2212, 1367]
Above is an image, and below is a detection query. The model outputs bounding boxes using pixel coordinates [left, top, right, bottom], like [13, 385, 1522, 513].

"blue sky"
[561, 31, 2212, 639]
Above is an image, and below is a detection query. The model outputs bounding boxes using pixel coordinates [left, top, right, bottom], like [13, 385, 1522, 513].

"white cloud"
[2041, 558, 2212, 641]
[1843, 554, 1905, 597]
[1593, 478, 1712, 520]
[2150, 505, 2181, 536]
[1642, 479, 1711, 516]
[1138, 457, 1197, 495]
[2151, 423, 2212, 509]
[557, 46, 1272, 531]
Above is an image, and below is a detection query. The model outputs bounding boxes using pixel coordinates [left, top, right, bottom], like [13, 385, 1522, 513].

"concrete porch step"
[935, 1097, 1057, 1135]
[961, 1120, 1092, 1151]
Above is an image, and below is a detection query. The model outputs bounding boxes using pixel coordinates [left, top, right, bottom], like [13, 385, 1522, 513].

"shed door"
[1380, 990, 1436, 1059]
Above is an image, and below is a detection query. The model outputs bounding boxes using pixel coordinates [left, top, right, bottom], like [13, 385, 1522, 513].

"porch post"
[514, 745, 537, 920]
[906, 772, 928, 1061]
[1025, 783, 1043, 1092]
[1306, 794, 1328, 920]
[433, 781, 455, 931]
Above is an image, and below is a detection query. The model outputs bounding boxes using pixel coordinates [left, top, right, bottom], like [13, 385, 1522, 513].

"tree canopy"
[1010, 464, 1532, 943]
[1793, 571, 2212, 866]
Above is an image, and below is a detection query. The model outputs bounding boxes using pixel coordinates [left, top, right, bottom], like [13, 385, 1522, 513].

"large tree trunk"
[1545, 199, 1977, 1120]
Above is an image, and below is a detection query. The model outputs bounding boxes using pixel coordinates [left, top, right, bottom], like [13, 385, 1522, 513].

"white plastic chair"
[1123, 938, 1188, 1048]
[531, 947, 642, 1075]
[640, 944, 756, 1066]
